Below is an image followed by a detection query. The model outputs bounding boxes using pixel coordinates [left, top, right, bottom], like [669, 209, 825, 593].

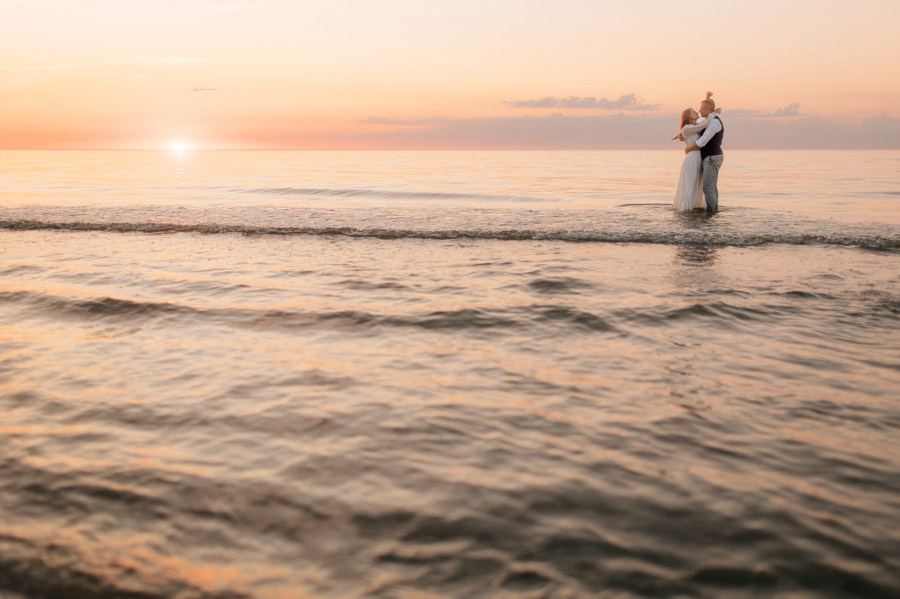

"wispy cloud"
[114, 57, 208, 65]
[1, 57, 209, 88]
[727, 103, 803, 118]
[0, 64, 116, 88]
[506, 93, 659, 111]
[360, 116, 444, 126]
[355, 114, 671, 149]
[0, 65, 59, 88]
[202, 2, 252, 16]
[190, 88, 218, 93]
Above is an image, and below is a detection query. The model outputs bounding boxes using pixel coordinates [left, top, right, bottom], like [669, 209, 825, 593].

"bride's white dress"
[673, 121, 708, 211]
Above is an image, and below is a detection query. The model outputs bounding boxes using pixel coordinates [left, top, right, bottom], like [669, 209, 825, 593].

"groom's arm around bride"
[683, 107, 722, 156]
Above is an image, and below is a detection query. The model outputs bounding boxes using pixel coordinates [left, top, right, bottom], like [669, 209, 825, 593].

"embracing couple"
[672, 92, 724, 212]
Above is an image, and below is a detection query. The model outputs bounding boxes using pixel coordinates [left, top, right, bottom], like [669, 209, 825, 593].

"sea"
[1, 149, 898, 599]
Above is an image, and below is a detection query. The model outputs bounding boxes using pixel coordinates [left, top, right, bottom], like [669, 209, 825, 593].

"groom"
[684, 96, 724, 212]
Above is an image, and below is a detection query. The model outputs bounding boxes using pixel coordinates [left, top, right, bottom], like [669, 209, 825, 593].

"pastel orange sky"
[2, 0, 898, 149]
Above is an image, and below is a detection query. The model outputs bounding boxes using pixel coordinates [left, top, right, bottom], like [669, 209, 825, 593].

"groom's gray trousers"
[702, 155, 724, 212]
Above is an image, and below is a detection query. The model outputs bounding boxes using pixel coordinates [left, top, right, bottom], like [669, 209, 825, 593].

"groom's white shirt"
[695, 115, 723, 150]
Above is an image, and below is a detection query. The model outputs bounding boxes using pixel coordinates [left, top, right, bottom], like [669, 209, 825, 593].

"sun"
[169, 140, 192, 153]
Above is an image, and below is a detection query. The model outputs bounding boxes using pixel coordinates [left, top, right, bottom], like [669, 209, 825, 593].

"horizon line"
[1, 146, 898, 152]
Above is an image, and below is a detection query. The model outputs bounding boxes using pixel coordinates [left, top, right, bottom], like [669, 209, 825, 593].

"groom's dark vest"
[700, 116, 724, 159]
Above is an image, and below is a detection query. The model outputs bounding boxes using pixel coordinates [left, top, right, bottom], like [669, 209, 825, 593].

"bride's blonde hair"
[680, 108, 695, 130]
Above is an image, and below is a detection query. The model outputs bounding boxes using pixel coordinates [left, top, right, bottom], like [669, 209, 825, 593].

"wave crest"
[2, 219, 898, 249]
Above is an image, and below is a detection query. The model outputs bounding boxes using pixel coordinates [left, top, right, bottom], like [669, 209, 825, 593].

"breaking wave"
[2, 219, 898, 249]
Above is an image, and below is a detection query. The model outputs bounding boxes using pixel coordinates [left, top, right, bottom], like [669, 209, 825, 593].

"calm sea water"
[1, 150, 899, 598]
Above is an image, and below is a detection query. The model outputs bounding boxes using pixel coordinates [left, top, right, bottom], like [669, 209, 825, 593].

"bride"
[672, 104, 719, 211]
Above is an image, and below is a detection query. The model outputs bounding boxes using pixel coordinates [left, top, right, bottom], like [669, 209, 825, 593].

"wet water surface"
[1, 150, 899, 598]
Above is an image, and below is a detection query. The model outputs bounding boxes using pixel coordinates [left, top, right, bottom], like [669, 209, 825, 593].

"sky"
[1, 0, 898, 150]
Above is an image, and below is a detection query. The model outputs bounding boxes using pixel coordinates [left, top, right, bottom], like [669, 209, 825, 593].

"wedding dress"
[672, 121, 708, 211]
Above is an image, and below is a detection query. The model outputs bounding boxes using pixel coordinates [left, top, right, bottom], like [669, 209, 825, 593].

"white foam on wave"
[2, 218, 898, 249]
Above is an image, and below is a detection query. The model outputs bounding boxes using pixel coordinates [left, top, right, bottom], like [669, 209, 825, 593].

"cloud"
[506, 93, 659, 111]
[203, 2, 252, 15]
[340, 111, 900, 150]
[342, 114, 675, 149]
[772, 103, 802, 117]
[727, 103, 803, 118]
[0, 65, 59, 88]
[359, 116, 445, 126]
[114, 57, 208, 65]
[726, 111, 900, 149]
[0, 63, 118, 87]
[0, 58, 207, 88]
[190, 88, 217, 92]
[360, 116, 420, 125]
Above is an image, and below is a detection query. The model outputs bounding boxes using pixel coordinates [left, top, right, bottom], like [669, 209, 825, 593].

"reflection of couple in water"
[672, 92, 725, 213]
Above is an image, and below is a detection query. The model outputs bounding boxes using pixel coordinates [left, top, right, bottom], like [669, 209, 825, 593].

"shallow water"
[1, 150, 899, 598]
